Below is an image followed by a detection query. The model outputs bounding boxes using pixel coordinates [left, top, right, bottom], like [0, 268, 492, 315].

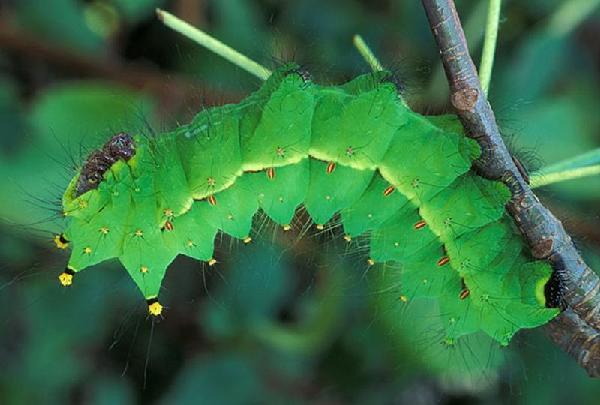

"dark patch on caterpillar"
[544, 270, 565, 309]
[383, 72, 407, 95]
[290, 65, 312, 84]
[75, 132, 136, 197]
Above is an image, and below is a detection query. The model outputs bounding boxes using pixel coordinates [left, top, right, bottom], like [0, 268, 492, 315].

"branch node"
[450, 87, 478, 111]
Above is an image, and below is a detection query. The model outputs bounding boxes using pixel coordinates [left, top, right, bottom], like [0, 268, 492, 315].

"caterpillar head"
[75, 132, 136, 196]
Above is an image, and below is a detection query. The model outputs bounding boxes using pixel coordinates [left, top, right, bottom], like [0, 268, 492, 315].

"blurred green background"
[1, 0, 600, 403]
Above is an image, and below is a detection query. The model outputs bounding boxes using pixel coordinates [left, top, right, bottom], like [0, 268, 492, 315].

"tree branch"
[548, 309, 600, 376]
[421, 0, 600, 377]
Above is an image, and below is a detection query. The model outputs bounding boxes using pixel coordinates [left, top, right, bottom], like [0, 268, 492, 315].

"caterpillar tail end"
[58, 268, 75, 286]
[147, 298, 163, 317]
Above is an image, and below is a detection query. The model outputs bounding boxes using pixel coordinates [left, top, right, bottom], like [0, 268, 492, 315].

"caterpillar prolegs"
[56, 65, 558, 344]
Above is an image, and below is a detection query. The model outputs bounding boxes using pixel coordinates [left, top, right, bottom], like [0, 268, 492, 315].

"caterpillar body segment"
[59, 64, 558, 343]
[309, 79, 404, 170]
[241, 73, 315, 170]
[341, 175, 410, 237]
[304, 160, 373, 226]
[176, 105, 243, 201]
[246, 160, 309, 226]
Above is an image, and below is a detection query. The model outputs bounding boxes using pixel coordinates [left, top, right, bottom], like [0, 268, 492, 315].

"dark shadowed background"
[1, 0, 600, 403]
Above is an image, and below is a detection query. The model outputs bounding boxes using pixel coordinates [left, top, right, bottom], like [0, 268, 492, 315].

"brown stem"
[421, 0, 600, 376]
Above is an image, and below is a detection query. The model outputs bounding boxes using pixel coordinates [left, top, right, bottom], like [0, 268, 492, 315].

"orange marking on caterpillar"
[459, 288, 470, 300]
[414, 220, 427, 230]
[437, 256, 450, 266]
[53, 234, 69, 250]
[383, 185, 395, 196]
[326, 161, 336, 174]
[164, 221, 174, 231]
[207, 195, 217, 206]
[266, 167, 275, 180]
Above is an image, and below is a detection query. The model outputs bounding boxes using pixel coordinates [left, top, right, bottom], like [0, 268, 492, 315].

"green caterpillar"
[55, 64, 558, 345]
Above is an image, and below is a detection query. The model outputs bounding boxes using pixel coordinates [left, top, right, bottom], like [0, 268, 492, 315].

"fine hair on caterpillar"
[54, 61, 559, 350]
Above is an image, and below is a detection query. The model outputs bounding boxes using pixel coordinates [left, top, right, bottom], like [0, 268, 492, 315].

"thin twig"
[531, 164, 600, 189]
[156, 8, 272, 80]
[352, 34, 385, 72]
[421, 0, 600, 377]
[479, 0, 501, 96]
[531, 147, 600, 188]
